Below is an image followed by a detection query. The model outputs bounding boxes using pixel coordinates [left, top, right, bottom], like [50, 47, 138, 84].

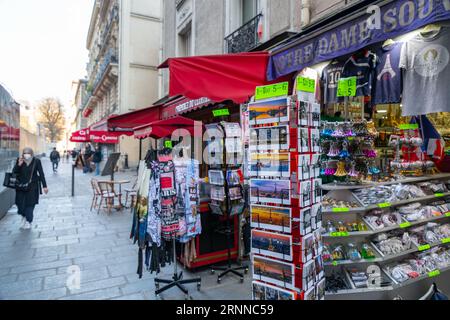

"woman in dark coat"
[13, 147, 48, 229]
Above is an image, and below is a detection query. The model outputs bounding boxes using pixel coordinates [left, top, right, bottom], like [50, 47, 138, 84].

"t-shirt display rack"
[207, 122, 249, 283]
[249, 93, 325, 300]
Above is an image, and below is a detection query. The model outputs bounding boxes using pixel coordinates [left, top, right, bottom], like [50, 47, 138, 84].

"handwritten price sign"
[255, 82, 289, 101]
[337, 77, 357, 97]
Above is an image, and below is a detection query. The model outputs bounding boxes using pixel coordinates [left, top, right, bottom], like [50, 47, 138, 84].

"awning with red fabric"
[158, 51, 271, 104]
[133, 116, 203, 139]
[70, 128, 90, 143]
[90, 114, 134, 136]
[107, 106, 161, 131]
[0, 126, 20, 141]
[160, 96, 215, 120]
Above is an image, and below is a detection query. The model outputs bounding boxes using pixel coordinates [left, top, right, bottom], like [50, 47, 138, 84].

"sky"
[0, 0, 94, 109]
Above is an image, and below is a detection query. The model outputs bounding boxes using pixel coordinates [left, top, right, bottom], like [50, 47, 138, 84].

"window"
[242, 0, 257, 25]
[178, 23, 192, 57]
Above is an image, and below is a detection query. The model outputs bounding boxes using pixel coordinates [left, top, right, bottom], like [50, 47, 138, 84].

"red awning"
[159, 52, 270, 104]
[160, 96, 215, 120]
[134, 116, 203, 139]
[0, 126, 20, 141]
[107, 106, 161, 131]
[70, 128, 90, 143]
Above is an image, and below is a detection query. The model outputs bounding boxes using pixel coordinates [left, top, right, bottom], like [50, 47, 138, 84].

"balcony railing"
[92, 48, 118, 93]
[224, 14, 262, 54]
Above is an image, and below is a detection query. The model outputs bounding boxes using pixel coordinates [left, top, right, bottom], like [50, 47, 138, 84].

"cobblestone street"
[0, 158, 251, 300]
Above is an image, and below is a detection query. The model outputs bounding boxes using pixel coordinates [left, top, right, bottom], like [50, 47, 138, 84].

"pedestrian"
[83, 144, 93, 173]
[92, 146, 103, 176]
[49, 147, 60, 173]
[13, 147, 48, 230]
[65, 150, 70, 162]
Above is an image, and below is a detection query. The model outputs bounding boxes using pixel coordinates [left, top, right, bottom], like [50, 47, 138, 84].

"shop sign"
[91, 134, 119, 144]
[337, 77, 357, 97]
[268, 0, 450, 80]
[175, 97, 211, 114]
[255, 82, 289, 101]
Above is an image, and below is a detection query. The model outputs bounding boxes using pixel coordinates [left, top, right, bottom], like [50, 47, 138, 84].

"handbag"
[3, 172, 18, 189]
[12, 160, 36, 192]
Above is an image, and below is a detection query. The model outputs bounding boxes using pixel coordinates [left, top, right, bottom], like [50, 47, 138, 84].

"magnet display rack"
[207, 122, 248, 283]
[321, 173, 450, 300]
[249, 92, 325, 301]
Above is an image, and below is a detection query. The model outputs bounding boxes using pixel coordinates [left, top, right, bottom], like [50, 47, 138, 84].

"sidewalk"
[0, 158, 251, 300]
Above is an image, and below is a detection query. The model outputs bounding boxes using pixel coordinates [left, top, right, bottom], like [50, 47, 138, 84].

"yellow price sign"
[255, 82, 289, 101]
[337, 77, 357, 97]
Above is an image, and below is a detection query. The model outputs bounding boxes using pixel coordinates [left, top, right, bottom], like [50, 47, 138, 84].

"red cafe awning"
[70, 128, 90, 143]
[158, 51, 270, 104]
[108, 106, 161, 131]
[160, 96, 215, 120]
[134, 116, 203, 139]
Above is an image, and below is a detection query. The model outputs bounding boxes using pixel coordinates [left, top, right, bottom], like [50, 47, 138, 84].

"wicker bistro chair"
[90, 179, 102, 212]
[124, 179, 138, 209]
[97, 181, 118, 214]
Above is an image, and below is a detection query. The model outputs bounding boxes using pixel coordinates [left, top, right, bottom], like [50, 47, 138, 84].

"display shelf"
[324, 258, 382, 266]
[387, 266, 450, 289]
[325, 286, 392, 296]
[367, 213, 450, 235]
[323, 191, 450, 214]
[322, 231, 373, 238]
[322, 173, 450, 191]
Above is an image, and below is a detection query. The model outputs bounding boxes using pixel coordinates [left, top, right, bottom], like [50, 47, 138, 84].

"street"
[0, 158, 251, 300]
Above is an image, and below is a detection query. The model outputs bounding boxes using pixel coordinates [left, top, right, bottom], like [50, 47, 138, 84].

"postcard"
[298, 101, 309, 127]
[250, 153, 290, 178]
[252, 255, 295, 290]
[250, 204, 291, 233]
[302, 259, 316, 290]
[316, 278, 326, 300]
[225, 137, 242, 153]
[229, 186, 242, 200]
[310, 154, 321, 178]
[313, 178, 322, 204]
[250, 179, 291, 205]
[252, 281, 295, 301]
[299, 180, 312, 208]
[226, 170, 241, 185]
[298, 207, 312, 235]
[315, 255, 324, 281]
[210, 185, 225, 201]
[249, 125, 289, 152]
[310, 103, 321, 127]
[252, 229, 293, 261]
[303, 286, 316, 300]
[311, 128, 320, 153]
[298, 154, 311, 181]
[208, 170, 224, 186]
[229, 201, 245, 216]
[298, 127, 310, 153]
[311, 203, 322, 230]
[249, 97, 290, 125]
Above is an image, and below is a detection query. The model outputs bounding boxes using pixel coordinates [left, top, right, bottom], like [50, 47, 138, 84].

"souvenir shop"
[246, 0, 450, 300]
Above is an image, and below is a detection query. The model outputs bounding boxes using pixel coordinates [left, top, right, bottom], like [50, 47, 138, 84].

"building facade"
[162, 0, 366, 95]
[18, 100, 47, 156]
[80, 0, 162, 166]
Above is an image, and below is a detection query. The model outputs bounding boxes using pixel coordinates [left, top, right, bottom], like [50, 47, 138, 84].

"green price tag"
[435, 193, 445, 198]
[255, 82, 289, 101]
[400, 222, 412, 228]
[337, 77, 357, 97]
[442, 238, 450, 244]
[212, 109, 230, 117]
[296, 77, 316, 93]
[332, 207, 350, 213]
[398, 123, 419, 130]
[332, 261, 338, 266]
[446, 212, 450, 217]
[428, 270, 440, 278]
[330, 231, 349, 237]
[378, 202, 391, 208]
[418, 244, 431, 251]
[164, 141, 173, 149]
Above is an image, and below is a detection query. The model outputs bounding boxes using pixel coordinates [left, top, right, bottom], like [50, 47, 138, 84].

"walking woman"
[13, 147, 48, 229]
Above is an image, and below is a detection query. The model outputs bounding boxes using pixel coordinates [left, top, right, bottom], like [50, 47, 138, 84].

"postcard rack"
[206, 122, 248, 283]
[249, 94, 325, 300]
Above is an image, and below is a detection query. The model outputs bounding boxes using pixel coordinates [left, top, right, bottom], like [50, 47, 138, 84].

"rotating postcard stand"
[207, 122, 249, 283]
[153, 142, 201, 299]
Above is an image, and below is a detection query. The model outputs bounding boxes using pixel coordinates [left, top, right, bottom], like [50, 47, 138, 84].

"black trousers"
[19, 205, 36, 223]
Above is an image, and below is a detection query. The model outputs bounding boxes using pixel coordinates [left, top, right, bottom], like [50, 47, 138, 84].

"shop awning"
[159, 52, 271, 104]
[107, 106, 161, 131]
[70, 128, 90, 143]
[133, 116, 203, 139]
[160, 96, 215, 120]
[0, 126, 20, 141]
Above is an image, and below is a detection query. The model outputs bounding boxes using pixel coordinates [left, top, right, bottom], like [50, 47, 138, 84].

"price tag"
[435, 193, 445, 198]
[418, 244, 431, 251]
[332, 207, 350, 213]
[330, 231, 349, 237]
[212, 109, 230, 117]
[255, 82, 289, 101]
[297, 77, 316, 93]
[428, 270, 440, 278]
[332, 261, 338, 266]
[399, 222, 411, 228]
[398, 123, 419, 130]
[337, 77, 357, 97]
[446, 212, 450, 217]
[378, 202, 391, 208]
[164, 141, 173, 149]
[441, 238, 450, 244]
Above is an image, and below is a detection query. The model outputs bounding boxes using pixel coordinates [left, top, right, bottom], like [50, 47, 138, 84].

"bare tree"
[37, 97, 65, 143]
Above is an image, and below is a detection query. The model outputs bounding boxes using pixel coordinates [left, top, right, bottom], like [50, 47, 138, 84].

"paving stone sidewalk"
[0, 157, 251, 300]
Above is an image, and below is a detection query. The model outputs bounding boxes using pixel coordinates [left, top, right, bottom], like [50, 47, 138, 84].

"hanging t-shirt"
[342, 50, 377, 97]
[373, 42, 403, 105]
[400, 27, 450, 116]
[321, 60, 345, 104]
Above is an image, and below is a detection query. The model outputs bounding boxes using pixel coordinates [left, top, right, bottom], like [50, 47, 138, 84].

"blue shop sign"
[267, 0, 450, 80]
